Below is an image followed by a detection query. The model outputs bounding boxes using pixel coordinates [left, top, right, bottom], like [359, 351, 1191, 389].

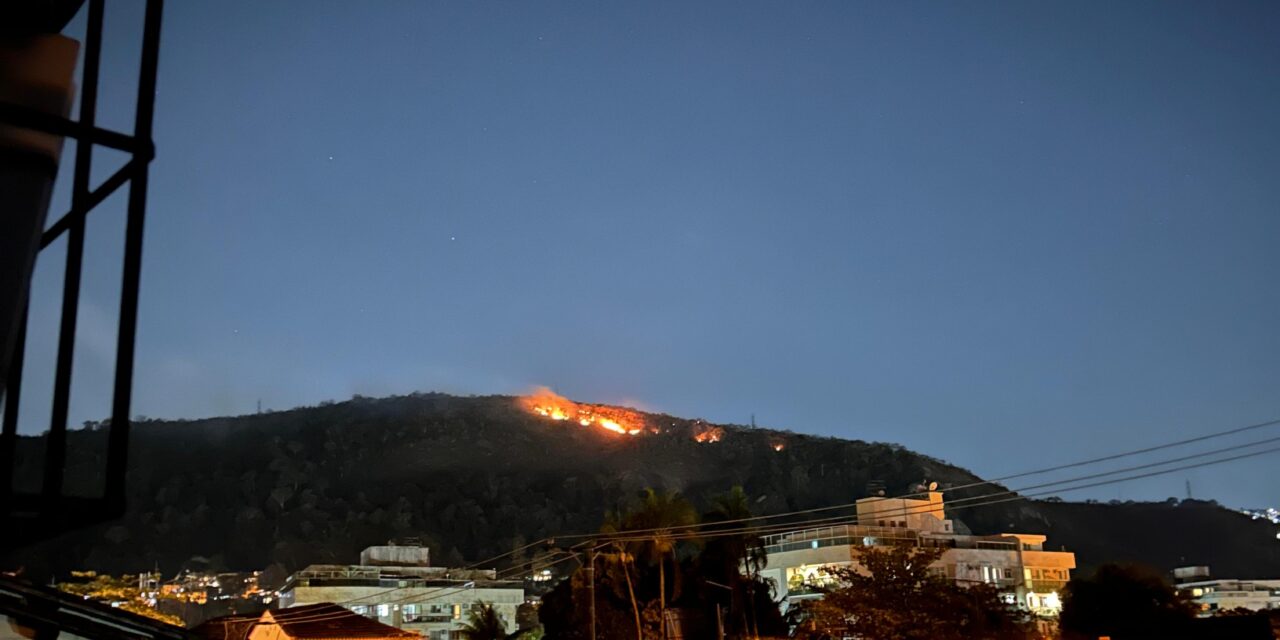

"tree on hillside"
[791, 545, 1032, 640]
[1058, 563, 1196, 640]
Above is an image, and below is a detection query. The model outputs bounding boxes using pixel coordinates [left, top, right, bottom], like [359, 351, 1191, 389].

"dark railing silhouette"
[0, 0, 164, 547]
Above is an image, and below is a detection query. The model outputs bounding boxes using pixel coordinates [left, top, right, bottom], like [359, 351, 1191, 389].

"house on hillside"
[195, 603, 416, 640]
[278, 542, 524, 640]
[761, 486, 1077, 619]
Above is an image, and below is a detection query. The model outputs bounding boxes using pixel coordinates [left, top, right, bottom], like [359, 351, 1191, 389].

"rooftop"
[195, 603, 417, 640]
[762, 523, 1031, 555]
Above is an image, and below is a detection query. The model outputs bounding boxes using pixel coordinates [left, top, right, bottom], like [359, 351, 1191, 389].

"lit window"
[1044, 592, 1061, 610]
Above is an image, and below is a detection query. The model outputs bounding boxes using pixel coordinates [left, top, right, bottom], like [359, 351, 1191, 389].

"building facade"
[280, 544, 524, 640]
[760, 490, 1076, 619]
[1175, 566, 1280, 615]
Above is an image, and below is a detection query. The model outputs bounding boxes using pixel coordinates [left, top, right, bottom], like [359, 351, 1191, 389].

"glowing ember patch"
[772, 442, 785, 452]
[693, 426, 724, 443]
[520, 387, 645, 437]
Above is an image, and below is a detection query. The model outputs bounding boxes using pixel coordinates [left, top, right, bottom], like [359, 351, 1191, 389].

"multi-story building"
[760, 488, 1076, 618]
[280, 543, 524, 640]
[1175, 566, 1280, 615]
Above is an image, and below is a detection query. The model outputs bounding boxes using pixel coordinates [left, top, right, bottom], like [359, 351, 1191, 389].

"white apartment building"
[280, 544, 524, 640]
[1175, 566, 1280, 615]
[760, 489, 1076, 618]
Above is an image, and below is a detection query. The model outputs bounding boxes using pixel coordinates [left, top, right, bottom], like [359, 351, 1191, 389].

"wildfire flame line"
[521, 388, 644, 436]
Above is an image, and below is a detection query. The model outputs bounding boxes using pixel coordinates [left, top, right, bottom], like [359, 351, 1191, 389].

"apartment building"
[1175, 566, 1280, 615]
[280, 543, 524, 640]
[760, 488, 1076, 618]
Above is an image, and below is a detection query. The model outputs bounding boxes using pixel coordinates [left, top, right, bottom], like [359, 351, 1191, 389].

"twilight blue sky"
[13, 1, 1280, 508]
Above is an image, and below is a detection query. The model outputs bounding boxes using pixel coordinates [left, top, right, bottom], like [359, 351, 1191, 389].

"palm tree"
[602, 510, 644, 640]
[457, 602, 509, 640]
[706, 486, 767, 580]
[623, 488, 698, 639]
[703, 486, 767, 639]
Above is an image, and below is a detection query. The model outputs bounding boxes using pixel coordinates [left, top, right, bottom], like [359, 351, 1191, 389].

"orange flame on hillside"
[520, 387, 645, 436]
[693, 426, 724, 443]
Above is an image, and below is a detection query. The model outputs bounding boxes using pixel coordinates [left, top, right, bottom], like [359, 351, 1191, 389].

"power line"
[261, 414, 1280, 623]
[275, 436, 1280, 627]
[342, 412, 1280, 591]
[587, 439, 1280, 546]
[338, 537, 558, 606]
[553, 414, 1280, 541]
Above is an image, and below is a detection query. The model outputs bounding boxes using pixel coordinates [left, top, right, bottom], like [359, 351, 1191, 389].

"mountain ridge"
[6, 392, 1279, 582]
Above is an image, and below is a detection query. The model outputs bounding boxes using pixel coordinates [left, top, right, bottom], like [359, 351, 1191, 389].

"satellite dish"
[928, 482, 938, 491]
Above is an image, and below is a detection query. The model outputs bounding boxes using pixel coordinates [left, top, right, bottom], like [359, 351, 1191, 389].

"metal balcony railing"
[1, 0, 164, 548]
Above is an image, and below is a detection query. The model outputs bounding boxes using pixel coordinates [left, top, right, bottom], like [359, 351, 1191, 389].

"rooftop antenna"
[750, 413, 755, 428]
[1185, 479, 1192, 500]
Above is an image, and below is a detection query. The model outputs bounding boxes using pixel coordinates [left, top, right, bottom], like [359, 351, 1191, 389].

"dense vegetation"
[6, 393, 1279, 582]
[540, 487, 788, 640]
[1058, 563, 1196, 640]
[792, 545, 1032, 640]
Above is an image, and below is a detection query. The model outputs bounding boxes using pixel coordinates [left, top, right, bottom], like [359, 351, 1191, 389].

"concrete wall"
[856, 493, 952, 533]
[360, 545, 431, 567]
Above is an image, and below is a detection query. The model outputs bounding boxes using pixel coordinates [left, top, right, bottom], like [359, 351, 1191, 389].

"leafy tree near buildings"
[620, 488, 698, 640]
[458, 602, 514, 640]
[698, 486, 784, 639]
[1058, 563, 1196, 640]
[538, 564, 640, 640]
[601, 510, 645, 640]
[791, 545, 1032, 640]
[55, 571, 184, 627]
[542, 487, 786, 640]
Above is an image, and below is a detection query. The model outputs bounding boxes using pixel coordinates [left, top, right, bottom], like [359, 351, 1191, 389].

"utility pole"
[588, 548, 597, 640]
[707, 579, 732, 640]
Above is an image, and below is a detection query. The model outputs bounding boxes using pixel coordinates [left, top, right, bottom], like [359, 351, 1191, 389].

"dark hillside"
[5, 393, 1278, 581]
